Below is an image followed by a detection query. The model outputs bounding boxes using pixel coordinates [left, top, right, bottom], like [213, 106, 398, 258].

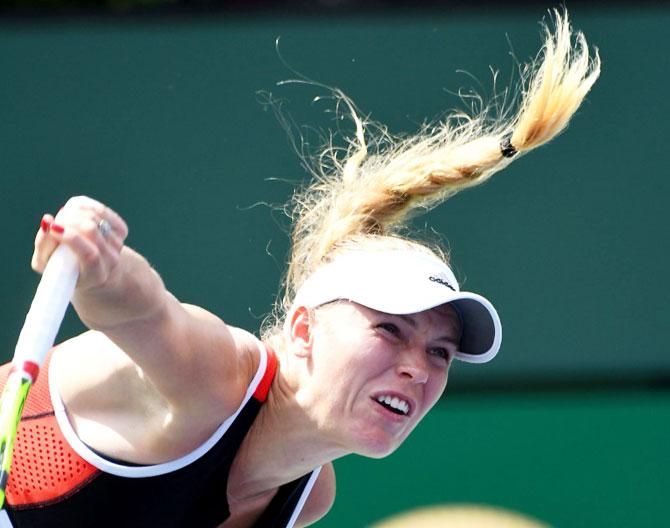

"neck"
[227, 365, 347, 502]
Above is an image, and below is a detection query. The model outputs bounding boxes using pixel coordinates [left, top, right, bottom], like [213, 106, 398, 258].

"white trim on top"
[48, 339, 268, 478]
[285, 466, 323, 528]
[0, 509, 13, 528]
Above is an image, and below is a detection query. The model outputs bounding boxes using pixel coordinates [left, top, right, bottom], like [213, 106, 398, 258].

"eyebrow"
[395, 314, 459, 345]
[435, 335, 460, 346]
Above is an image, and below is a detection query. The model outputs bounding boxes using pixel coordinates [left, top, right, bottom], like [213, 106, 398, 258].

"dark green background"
[0, 4, 667, 526]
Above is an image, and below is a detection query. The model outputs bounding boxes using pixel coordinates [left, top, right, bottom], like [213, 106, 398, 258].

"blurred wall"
[0, 4, 667, 526]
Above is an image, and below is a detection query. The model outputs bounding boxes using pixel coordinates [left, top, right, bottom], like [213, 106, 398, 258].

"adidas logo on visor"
[429, 275, 455, 291]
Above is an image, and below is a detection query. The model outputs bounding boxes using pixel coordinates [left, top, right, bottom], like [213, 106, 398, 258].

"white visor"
[290, 249, 502, 363]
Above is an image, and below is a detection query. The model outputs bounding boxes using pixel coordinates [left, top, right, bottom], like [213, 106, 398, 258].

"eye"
[428, 346, 453, 363]
[376, 322, 401, 337]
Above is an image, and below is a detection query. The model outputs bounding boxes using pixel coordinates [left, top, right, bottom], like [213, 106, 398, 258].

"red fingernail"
[51, 223, 65, 234]
[40, 218, 52, 232]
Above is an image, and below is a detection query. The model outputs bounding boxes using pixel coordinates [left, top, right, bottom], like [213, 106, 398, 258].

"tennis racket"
[0, 245, 79, 508]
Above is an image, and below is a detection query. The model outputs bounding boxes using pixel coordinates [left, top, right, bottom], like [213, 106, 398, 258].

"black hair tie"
[500, 133, 518, 158]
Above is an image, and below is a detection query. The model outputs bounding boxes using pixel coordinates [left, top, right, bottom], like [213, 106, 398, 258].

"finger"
[31, 214, 59, 273]
[55, 226, 108, 288]
[102, 229, 124, 254]
[59, 197, 128, 243]
[61, 219, 125, 289]
[96, 235, 121, 276]
[100, 206, 128, 241]
[86, 218, 124, 257]
[43, 197, 127, 288]
[39, 213, 53, 234]
[55, 211, 124, 267]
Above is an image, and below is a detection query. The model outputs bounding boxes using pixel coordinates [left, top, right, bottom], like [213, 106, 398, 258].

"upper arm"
[53, 302, 260, 463]
[97, 296, 257, 417]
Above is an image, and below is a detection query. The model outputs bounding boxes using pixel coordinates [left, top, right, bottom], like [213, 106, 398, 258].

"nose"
[396, 346, 429, 384]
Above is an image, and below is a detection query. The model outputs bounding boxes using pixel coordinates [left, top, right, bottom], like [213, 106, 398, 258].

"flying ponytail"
[265, 9, 600, 336]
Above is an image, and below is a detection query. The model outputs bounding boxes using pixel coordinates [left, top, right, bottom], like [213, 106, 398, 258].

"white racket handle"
[13, 245, 79, 371]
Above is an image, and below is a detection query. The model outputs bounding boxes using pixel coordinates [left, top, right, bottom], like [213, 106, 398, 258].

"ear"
[288, 306, 314, 358]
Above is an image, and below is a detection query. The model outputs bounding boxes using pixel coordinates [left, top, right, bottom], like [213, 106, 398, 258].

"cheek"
[315, 320, 380, 360]
[310, 326, 372, 381]
[425, 368, 450, 408]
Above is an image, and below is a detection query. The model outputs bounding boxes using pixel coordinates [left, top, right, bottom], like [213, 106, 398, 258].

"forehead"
[402, 304, 462, 340]
[320, 301, 461, 338]
[437, 305, 462, 334]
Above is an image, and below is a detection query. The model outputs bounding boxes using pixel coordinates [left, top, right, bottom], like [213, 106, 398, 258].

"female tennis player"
[1, 11, 598, 528]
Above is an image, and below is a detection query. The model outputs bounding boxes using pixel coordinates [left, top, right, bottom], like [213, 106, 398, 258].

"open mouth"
[374, 395, 410, 416]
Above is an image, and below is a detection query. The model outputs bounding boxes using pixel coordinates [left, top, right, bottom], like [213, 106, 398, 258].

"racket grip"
[13, 245, 79, 373]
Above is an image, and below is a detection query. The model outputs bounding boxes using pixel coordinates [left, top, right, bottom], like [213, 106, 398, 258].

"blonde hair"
[262, 9, 600, 342]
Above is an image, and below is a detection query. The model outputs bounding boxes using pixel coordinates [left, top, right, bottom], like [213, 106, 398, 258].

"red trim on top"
[253, 345, 277, 402]
[10, 361, 40, 383]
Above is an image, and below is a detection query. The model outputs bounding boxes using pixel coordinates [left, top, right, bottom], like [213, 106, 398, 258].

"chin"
[353, 430, 405, 459]
[364, 448, 395, 460]
[359, 442, 401, 459]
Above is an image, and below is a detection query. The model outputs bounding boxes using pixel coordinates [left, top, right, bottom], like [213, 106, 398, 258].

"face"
[293, 301, 461, 458]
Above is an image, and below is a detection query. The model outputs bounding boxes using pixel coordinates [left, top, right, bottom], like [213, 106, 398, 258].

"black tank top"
[2, 344, 318, 528]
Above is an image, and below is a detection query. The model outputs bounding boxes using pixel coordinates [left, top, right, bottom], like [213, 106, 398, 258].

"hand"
[32, 196, 129, 292]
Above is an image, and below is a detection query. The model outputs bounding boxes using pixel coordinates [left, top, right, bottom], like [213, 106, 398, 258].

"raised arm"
[31, 197, 257, 460]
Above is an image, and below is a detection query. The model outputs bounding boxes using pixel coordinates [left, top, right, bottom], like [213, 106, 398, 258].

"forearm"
[72, 246, 168, 332]
[35, 198, 246, 411]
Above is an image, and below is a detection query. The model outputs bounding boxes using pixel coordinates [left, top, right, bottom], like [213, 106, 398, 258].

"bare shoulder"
[51, 319, 263, 464]
[52, 330, 180, 462]
[69, 296, 260, 422]
[161, 303, 261, 412]
[296, 463, 336, 527]
[52, 330, 143, 404]
[53, 321, 260, 417]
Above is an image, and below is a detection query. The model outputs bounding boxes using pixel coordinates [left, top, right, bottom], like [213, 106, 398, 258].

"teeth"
[376, 395, 410, 415]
